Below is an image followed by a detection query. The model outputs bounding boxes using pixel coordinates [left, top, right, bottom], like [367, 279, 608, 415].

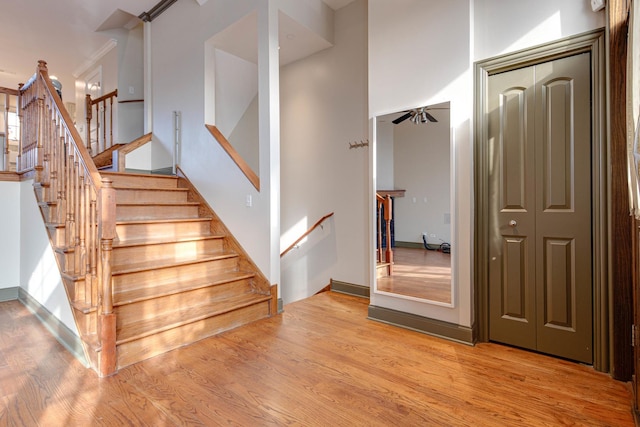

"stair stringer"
[175, 167, 274, 302]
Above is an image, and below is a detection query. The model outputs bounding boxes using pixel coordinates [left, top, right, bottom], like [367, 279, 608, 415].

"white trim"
[72, 39, 118, 78]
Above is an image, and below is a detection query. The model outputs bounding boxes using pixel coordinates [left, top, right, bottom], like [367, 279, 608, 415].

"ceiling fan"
[392, 107, 438, 125]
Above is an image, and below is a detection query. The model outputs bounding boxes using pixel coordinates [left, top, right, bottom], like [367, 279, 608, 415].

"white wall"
[115, 24, 146, 164]
[369, 0, 604, 327]
[0, 181, 20, 288]
[376, 120, 394, 190]
[279, 0, 368, 304]
[473, 0, 604, 61]
[20, 180, 78, 333]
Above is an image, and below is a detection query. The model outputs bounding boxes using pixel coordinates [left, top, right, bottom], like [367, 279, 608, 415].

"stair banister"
[85, 89, 118, 155]
[19, 60, 117, 376]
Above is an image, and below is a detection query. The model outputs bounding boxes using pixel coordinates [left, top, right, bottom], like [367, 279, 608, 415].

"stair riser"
[112, 238, 224, 265]
[116, 204, 200, 221]
[116, 301, 270, 369]
[116, 220, 211, 241]
[39, 203, 63, 224]
[46, 225, 66, 247]
[112, 256, 240, 289]
[70, 308, 97, 337]
[62, 277, 84, 305]
[116, 189, 189, 204]
[114, 279, 255, 328]
[104, 173, 179, 189]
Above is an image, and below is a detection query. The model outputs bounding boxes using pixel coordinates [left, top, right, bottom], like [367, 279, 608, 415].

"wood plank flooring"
[0, 292, 634, 426]
[377, 247, 452, 303]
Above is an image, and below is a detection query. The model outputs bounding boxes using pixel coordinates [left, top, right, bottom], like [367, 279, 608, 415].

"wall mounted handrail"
[281, 212, 334, 257]
[205, 124, 260, 191]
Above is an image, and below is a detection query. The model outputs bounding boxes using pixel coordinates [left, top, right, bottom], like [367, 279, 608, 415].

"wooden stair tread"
[113, 186, 188, 192]
[116, 201, 200, 207]
[113, 271, 256, 306]
[116, 292, 271, 345]
[113, 234, 224, 248]
[71, 300, 97, 314]
[115, 217, 211, 226]
[112, 252, 238, 275]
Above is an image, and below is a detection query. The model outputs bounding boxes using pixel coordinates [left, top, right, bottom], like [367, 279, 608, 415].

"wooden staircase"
[39, 170, 276, 373]
[21, 61, 276, 376]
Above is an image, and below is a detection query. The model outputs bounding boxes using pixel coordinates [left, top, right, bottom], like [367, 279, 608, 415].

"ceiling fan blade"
[392, 112, 412, 124]
[425, 112, 438, 122]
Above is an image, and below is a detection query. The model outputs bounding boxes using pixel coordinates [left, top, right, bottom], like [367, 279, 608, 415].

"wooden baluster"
[108, 95, 114, 150]
[3, 92, 8, 171]
[17, 84, 22, 172]
[384, 195, 393, 274]
[98, 100, 107, 153]
[99, 178, 116, 377]
[85, 94, 92, 155]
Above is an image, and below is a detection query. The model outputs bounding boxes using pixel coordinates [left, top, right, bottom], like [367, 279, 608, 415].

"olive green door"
[488, 52, 593, 364]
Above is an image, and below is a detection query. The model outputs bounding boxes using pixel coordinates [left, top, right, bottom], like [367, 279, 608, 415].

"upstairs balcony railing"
[85, 89, 117, 156]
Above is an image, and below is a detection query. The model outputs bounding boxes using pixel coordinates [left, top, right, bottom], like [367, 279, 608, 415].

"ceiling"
[0, 0, 356, 89]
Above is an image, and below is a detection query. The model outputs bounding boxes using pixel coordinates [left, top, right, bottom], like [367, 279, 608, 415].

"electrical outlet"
[245, 195, 252, 207]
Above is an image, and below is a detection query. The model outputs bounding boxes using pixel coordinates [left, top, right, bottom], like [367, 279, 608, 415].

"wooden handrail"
[281, 212, 334, 257]
[205, 124, 260, 191]
[113, 132, 152, 171]
[85, 89, 117, 156]
[19, 60, 116, 376]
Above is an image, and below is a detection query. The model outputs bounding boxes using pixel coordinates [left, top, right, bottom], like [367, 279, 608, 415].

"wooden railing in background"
[205, 124, 260, 191]
[20, 60, 117, 376]
[376, 194, 393, 274]
[281, 212, 334, 257]
[86, 89, 117, 156]
[0, 87, 19, 172]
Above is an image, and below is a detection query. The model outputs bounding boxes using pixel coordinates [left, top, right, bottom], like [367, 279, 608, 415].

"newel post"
[98, 178, 117, 376]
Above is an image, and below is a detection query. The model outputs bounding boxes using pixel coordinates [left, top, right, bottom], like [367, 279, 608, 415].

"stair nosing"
[116, 201, 200, 207]
[115, 293, 271, 346]
[113, 234, 224, 248]
[113, 271, 256, 306]
[114, 187, 188, 192]
[116, 217, 211, 225]
[111, 252, 239, 275]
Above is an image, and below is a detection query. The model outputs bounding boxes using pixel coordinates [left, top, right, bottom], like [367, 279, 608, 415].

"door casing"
[474, 29, 608, 371]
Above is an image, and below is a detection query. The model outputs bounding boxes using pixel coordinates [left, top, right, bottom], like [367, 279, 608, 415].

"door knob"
[508, 220, 517, 227]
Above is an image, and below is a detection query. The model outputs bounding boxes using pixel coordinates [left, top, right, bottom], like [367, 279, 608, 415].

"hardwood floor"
[0, 293, 633, 426]
[377, 247, 452, 303]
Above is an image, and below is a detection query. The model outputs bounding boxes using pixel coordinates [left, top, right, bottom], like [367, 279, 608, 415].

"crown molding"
[72, 39, 117, 78]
